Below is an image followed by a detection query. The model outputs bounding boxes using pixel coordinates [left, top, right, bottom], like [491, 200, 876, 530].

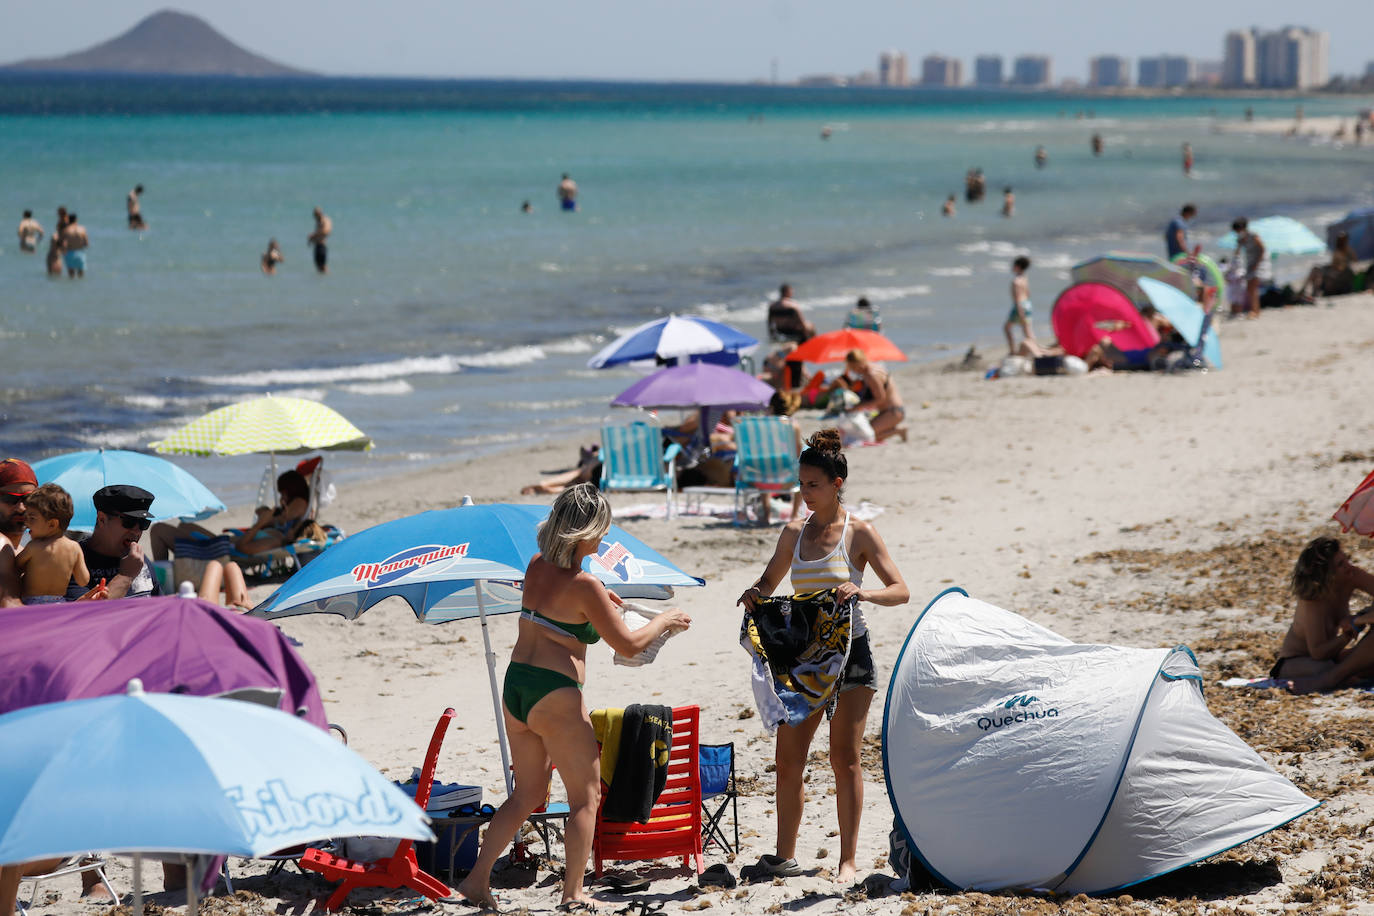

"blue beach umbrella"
[250, 496, 703, 791]
[1216, 216, 1325, 257]
[1328, 207, 1374, 261]
[31, 448, 225, 531]
[0, 679, 430, 914]
[588, 314, 758, 369]
[1138, 277, 1223, 370]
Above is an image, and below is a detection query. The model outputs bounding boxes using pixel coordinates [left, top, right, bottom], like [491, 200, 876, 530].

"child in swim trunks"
[1003, 255, 1034, 355]
[17, 483, 89, 605]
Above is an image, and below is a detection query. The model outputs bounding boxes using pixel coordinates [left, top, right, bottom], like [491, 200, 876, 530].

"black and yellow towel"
[740, 588, 855, 732]
[590, 704, 674, 823]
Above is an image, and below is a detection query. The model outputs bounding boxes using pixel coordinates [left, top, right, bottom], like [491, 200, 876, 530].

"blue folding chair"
[600, 420, 682, 518]
[699, 742, 738, 856]
[733, 416, 800, 525]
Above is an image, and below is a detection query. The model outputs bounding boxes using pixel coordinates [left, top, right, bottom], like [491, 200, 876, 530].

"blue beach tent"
[883, 589, 1316, 894]
[1328, 208, 1374, 262]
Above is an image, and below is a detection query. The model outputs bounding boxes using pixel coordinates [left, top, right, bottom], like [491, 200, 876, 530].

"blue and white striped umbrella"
[1216, 216, 1325, 257]
[588, 314, 758, 369]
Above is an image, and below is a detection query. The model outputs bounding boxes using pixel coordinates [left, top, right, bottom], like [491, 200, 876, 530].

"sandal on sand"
[556, 902, 599, 914]
[698, 863, 737, 889]
[741, 854, 801, 881]
[598, 873, 650, 893]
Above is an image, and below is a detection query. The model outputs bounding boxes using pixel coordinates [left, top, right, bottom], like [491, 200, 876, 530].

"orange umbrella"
[785, 329, 907, 363]
[1334, 469, 1374, 537]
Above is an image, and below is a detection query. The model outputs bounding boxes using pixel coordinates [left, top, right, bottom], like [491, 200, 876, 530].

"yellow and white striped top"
[791, 511, 867, 637]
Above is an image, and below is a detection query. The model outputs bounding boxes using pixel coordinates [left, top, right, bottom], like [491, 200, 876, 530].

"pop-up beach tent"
[883, 589, 1316, 895]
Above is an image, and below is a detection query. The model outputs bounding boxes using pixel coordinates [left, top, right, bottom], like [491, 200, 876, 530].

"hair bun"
[806, 428, 844, 455]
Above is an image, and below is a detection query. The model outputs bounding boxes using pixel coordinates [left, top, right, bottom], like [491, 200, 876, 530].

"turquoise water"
[2, 78, 1372, 503]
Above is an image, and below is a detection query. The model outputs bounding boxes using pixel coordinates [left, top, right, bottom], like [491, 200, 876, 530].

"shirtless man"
[844, 349, 906, 443]
[61, 212, 89, 278]
[127, 184, 146, 230]
[1003, 256, 1035, 354]
[1001, 187, 1015, 218]
[16, 210, 43, 252]
[309, 207, 331, 274]
[558, 173, 578, 212]
[0, 458, 38, 607]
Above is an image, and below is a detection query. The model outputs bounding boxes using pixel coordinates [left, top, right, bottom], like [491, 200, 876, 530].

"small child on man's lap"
[17, 483, 89, 604]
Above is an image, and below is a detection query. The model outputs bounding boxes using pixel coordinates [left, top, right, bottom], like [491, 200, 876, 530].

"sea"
[2, 76, 1372, 507]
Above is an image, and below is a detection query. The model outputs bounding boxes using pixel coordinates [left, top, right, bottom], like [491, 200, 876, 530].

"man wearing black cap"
[0, 458, 38, 606]
[65, 484, 163, 600]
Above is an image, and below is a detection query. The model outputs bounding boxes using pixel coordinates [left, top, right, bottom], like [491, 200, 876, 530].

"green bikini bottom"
[503, 661, 582, 723]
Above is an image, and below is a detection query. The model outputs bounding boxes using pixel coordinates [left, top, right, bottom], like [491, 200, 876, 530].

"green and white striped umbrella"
[151, 395, 373, 457]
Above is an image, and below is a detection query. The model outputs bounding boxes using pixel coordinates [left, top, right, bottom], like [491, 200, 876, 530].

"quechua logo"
[351, 544, 470, 587]
[976, 693, 1060, 732]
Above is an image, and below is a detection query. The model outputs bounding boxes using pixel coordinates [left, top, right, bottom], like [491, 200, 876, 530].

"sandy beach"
[22, 292, 1374, 916]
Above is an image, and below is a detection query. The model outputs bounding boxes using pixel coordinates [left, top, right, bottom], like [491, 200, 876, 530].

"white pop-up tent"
[883, 588, 1317, 895]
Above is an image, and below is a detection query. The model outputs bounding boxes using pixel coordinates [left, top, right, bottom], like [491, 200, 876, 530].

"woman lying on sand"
[1275, 537, 1374, 693]
[737, 429, 908, 882]
[457, 484, 690, 911]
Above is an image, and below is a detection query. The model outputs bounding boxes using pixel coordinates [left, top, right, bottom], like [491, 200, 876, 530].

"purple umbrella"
[611, 362, 776, 411]
[0, 596, 326, 728]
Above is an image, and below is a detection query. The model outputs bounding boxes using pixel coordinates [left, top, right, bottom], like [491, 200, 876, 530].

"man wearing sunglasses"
[0, 458, 38, 606]
[64, 484, 163, 601]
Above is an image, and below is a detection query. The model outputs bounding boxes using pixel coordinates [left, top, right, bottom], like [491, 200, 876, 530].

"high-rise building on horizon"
[1137, 56, 1194, 88]
[1089, 55, 1129, 88]
[1227, 27, 1328, 89]
[974, 55, 1003, 87]
[878, 51, 909, 87]
[1011, 55, 1052, 87]
[921, 54, 963, 87]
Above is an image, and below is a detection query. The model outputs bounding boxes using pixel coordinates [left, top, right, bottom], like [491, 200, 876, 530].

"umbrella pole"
[475, 582, 515, 796]
[184, 856, 198, 916]
[132, 853, 143, 916]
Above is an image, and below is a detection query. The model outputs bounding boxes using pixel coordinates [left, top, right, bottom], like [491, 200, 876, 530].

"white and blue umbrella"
[588, 314, 758, 369]
[251, 497, 703, 791]
[1138, 277, 1223, 369]
[1216, 216, 1326, 257]
[31, 449, 225, 532]
[0, 679, 430, 913]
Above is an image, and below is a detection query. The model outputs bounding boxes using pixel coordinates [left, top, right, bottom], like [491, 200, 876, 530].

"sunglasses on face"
[116, 514, 152, 531]
[0, 493, 27, 505]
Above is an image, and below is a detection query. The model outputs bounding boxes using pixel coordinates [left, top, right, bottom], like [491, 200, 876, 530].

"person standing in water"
[1181, 143, 1194, 177]
[127, 185, 146, 230]
[558, 173, 578, 212]
[942, 195, 956, 217]
[1091, 133, 1103, 156]
[737, 430, 908, 883]
[61, 213, 89, 279]
[308, 207, 331, 274]
[1034, 146, 1048, 169]
[16, 211, 43, 253]
[260, 239, 284, 275]
[1002, 187, 1015, 218]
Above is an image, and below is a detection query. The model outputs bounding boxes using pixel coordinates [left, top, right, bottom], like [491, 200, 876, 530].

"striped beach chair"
[733, 416, 800, 525]
[599, 420, 682, 518]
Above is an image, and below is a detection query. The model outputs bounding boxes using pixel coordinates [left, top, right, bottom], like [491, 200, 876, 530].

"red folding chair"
[592, 705, 704, 877]
[301, 709, 454, 910]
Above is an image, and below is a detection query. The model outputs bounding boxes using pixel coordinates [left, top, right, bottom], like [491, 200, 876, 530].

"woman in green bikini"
[458, 484, 691, 913]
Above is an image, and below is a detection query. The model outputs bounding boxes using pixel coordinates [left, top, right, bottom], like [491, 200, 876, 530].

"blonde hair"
[845, 349, 868, 368]
[537, 483, 611, 569]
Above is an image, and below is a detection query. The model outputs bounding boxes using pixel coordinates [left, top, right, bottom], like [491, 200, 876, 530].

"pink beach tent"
[1050, 282, 1160, 359]
[1334, 468, 1374, 538]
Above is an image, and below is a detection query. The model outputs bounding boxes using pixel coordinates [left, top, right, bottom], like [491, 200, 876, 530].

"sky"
[3, 1, 1370, 83]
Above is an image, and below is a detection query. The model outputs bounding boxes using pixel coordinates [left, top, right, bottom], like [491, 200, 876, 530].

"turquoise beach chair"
[599, 420, 682, 518]
[732, 416, 800, 525]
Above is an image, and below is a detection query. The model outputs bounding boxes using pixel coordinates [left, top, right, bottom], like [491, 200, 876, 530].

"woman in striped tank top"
[737, 428, 909, 882]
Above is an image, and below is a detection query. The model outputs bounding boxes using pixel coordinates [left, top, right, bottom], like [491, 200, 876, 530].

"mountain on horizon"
[1, 9, 313, 77]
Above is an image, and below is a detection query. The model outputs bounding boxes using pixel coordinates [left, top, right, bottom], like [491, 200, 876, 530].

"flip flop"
[598, 874, 650, 893]
[556, 902, 599, 914]
[697, 863, 737, 889]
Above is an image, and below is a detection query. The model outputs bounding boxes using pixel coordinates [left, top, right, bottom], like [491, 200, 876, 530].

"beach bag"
[833, 411, 875, 447]
[1032, 355, 1064, 375]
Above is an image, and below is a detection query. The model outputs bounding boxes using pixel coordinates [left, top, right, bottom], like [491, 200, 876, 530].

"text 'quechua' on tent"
[883, 589, 1317, 895]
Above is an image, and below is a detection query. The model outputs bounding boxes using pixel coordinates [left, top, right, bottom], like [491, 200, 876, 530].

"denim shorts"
[839, 633, 879, 693]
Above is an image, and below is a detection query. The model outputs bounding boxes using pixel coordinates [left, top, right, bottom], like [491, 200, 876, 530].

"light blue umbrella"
[1138, 277, 1223, 369]
[31, 449, 224, 531]
[588, 314, 758, 369]
[250, 496, 703, 791]
[1216, 216, 1325, 257]
[0, 679, 430, 914]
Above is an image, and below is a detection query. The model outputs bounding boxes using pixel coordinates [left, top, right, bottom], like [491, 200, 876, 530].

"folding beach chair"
[599, 418, 682, 518]
[592, 705, 704, 877]
[732, 416, 800, 525]
[698, 742, 738, 856]
[14, 858, 117, 915]
[300, 709, 454, 910]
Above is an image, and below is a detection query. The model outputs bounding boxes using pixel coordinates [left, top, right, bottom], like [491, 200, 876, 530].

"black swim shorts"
[839, 633, 879, 693]
[314, 243, 328, 269]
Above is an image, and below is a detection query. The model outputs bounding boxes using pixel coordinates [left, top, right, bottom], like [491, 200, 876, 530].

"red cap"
[0, 458, 37, 495]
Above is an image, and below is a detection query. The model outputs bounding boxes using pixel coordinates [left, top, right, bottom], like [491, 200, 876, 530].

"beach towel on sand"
[591, 704, 673, 823]
[741, 588, 855, 733]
